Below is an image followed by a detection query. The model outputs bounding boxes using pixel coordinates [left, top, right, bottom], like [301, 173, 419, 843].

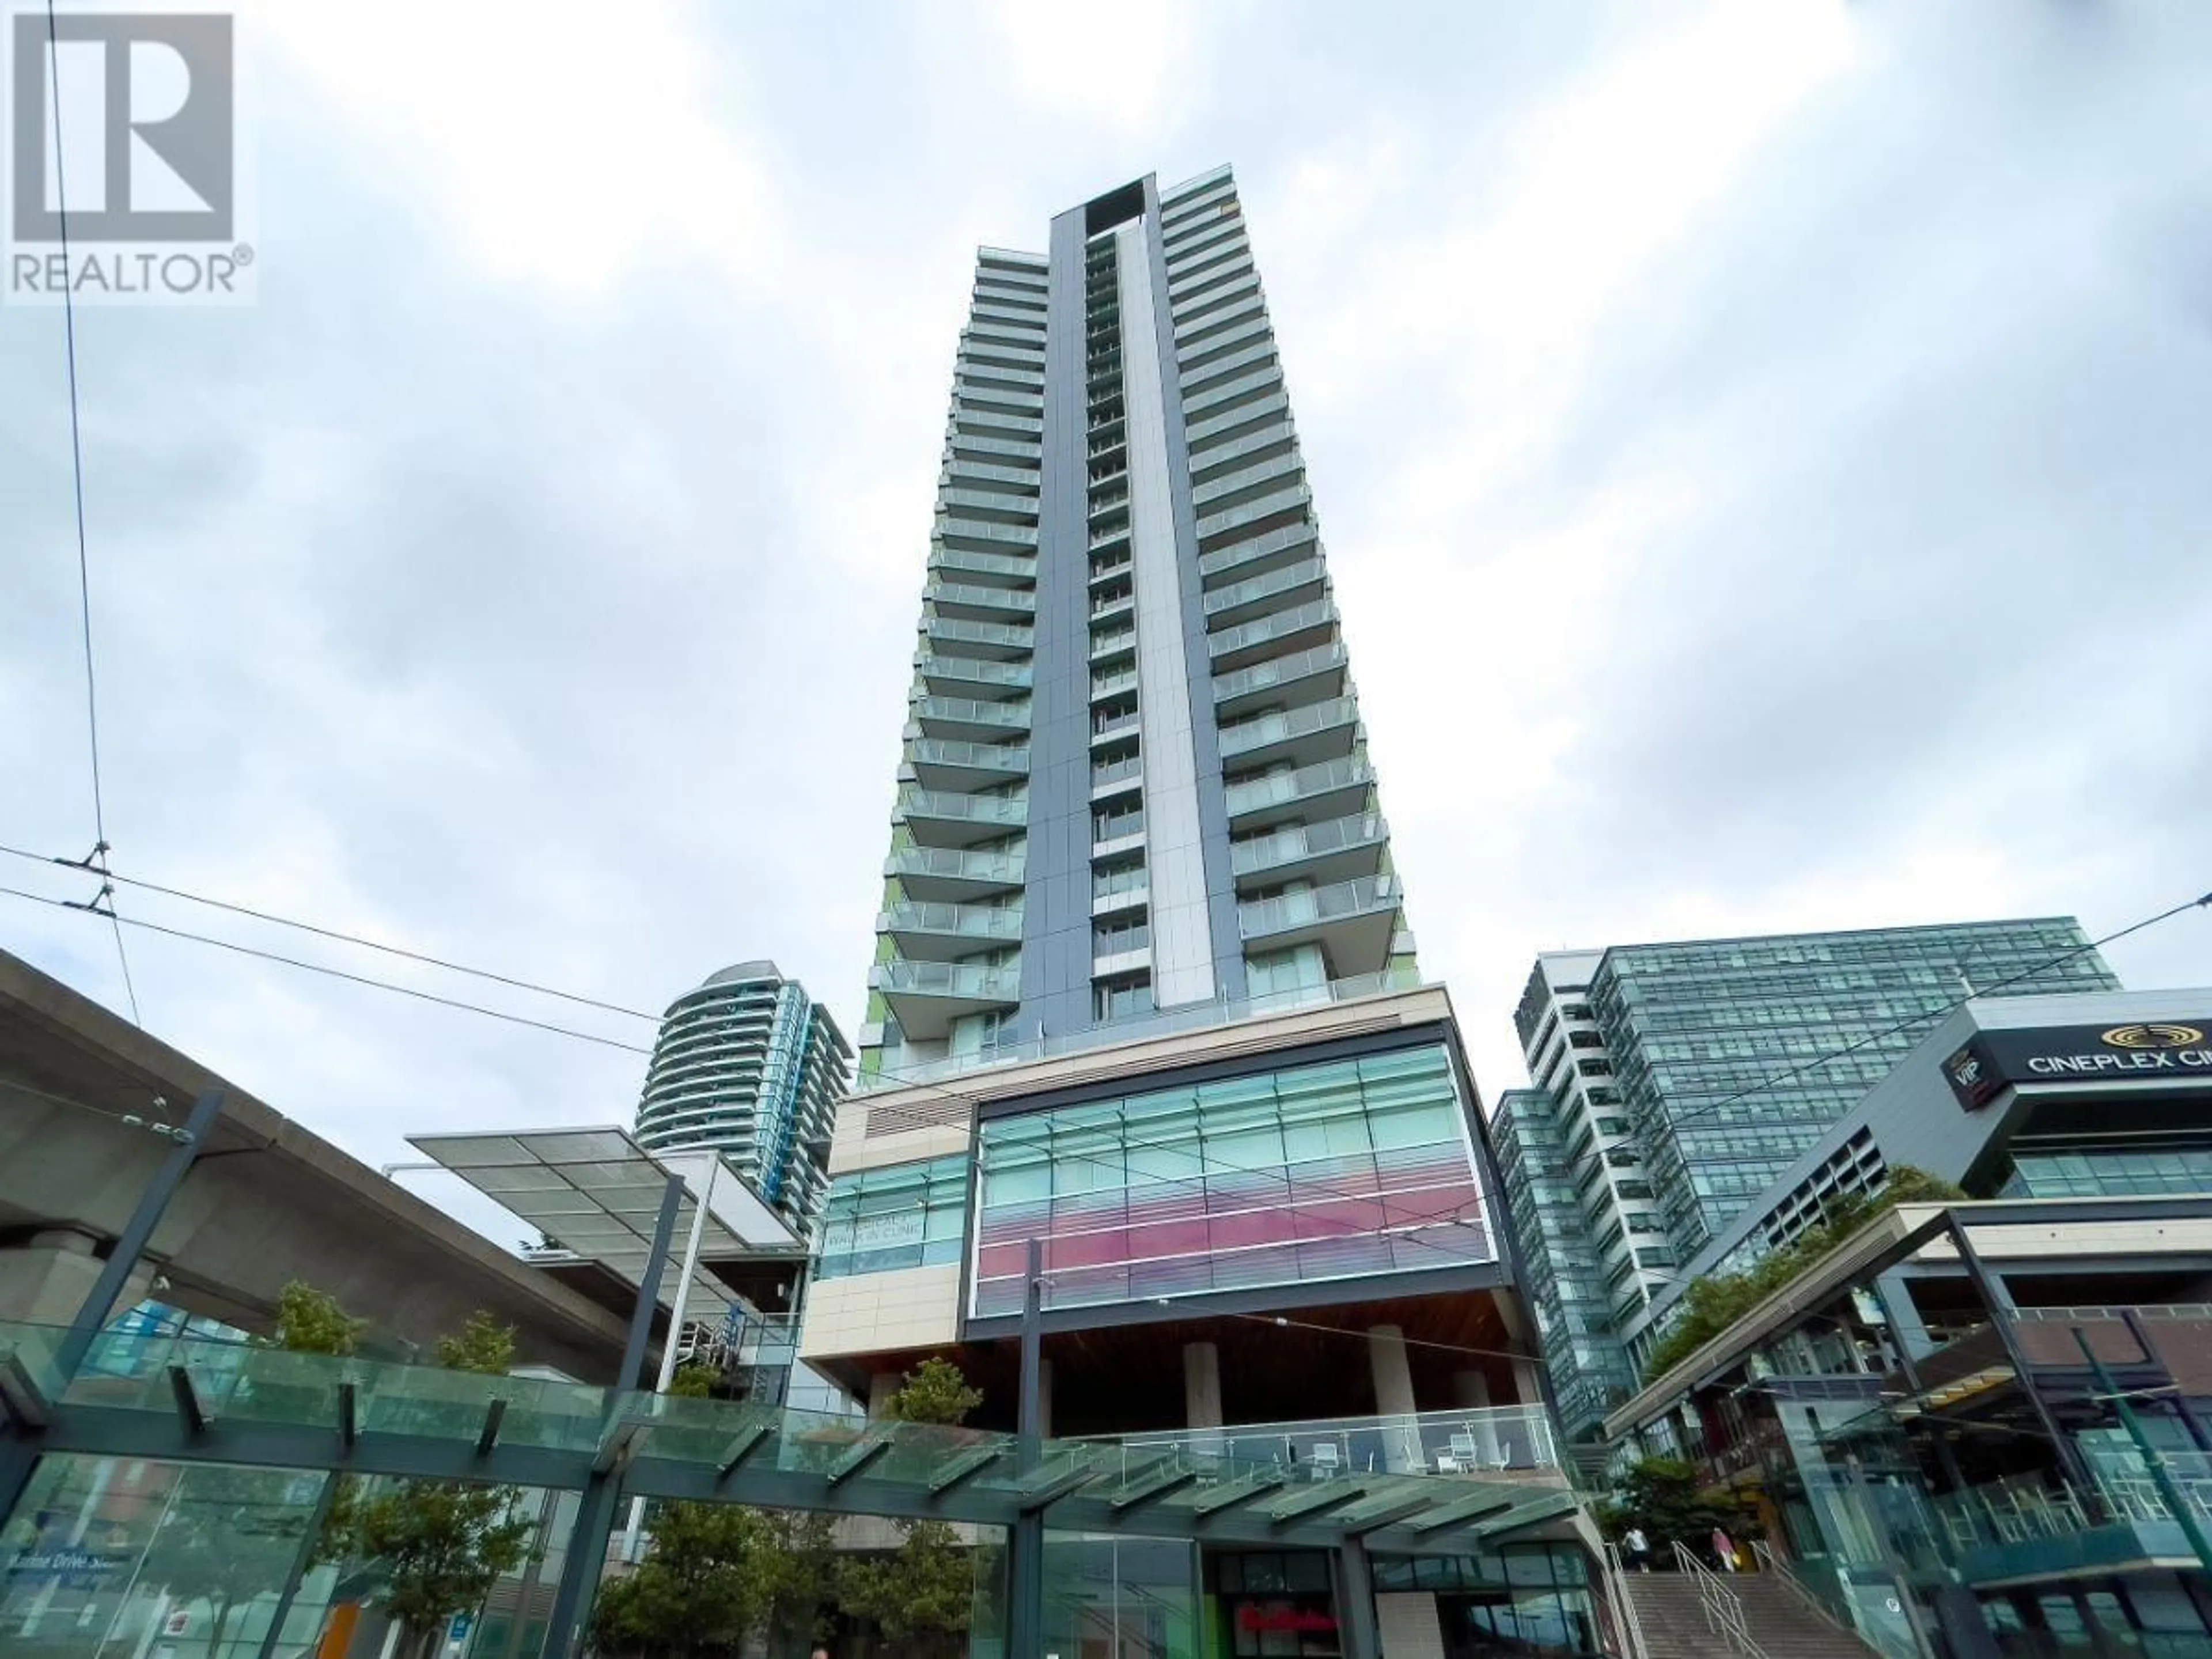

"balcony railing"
[1238, 873, 1398, 941]
[868, 959, 1022, 1001]
[1077, 1404, 1562, 1479]
[1222, 755, 1372, 820]
[1213, 641, 1348, 706]
[1229, 811, 1384, 876]
[877, 902, 1025, 945]
[1216, 695, 1359, 761]
[885, 844, 1025, 888]
[913, 695, 1031, 733]
[910, 738, 1030, 777]
[917, 653, 1031, 693]
[895, 789, 1028, 828]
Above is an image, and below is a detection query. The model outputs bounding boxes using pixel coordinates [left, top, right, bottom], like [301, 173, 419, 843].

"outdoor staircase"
[1620, 1570, 1883, 1659]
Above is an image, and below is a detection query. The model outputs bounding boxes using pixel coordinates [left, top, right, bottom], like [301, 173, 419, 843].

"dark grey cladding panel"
[1141, 173, 1247, 1002]
[1015, 212, 1098, 1042]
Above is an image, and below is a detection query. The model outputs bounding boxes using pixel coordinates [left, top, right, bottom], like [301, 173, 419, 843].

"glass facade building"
[632, 961, 851, 1230]
[1504, 919, 2119, 1439]
[861, 165, 1417, 1088]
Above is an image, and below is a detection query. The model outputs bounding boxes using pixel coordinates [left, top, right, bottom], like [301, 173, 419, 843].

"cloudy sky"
[5, 0, 2209, 1247]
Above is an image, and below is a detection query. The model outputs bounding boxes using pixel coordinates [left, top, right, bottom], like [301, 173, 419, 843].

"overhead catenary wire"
[0, 840, 658, 1022]
[0, 884, 651, 1056]
[40, 0, 139, 1027]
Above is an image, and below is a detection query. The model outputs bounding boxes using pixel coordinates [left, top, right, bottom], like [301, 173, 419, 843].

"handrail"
[1749, 1540, 1857, 1639]
[1602, 1542, 1650, 1659]
[1673, 1540, 1766, 1659]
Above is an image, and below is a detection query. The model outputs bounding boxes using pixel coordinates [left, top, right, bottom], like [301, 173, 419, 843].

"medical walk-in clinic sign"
[4, 4, 254, 303]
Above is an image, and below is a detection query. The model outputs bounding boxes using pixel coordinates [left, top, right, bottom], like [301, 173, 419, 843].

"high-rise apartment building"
[634, 963, 851, 1231]
[1500, 918, 2119, 1438]
[861, 162, 1415, 1086]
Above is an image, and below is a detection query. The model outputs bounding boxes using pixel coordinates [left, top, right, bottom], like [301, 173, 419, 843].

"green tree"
[1594, 1457, 1745, 1565]
[139, 1465, 317, 1654]
[1642, 1166, 1964, 1380]
[592, 1504, 836, 1658]
[266, 1280, 365, 1355]
[835, 1360, 986, 1657]
[883, 1356, 983, 1425]
[666, 1362, 720, 1399]
[323, 1308, 533, 1657]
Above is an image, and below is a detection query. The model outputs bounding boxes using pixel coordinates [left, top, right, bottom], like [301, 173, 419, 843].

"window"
[1094, 804, 1143, 842]
[1093, 973, 1153, 1021]
[1093, 856, 1147, 899]
[1094, 917, 1151, 956]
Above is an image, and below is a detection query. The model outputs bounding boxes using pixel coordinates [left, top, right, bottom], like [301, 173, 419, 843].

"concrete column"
[1875, 1269, 1938, 1361]
[867, 1372, 901, 1419]
[1184, 1341, 1223, 1463]
[1368, 1324, 1419, 1472]
[0, 1229, 151, 1325]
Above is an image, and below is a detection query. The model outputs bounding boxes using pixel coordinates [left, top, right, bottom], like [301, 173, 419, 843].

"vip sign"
[5, 6, 254, 302]
[1946, 1020, 2212, 1109]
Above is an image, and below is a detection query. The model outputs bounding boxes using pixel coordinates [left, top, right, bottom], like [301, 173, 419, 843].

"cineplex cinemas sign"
[1945, 1021, 2212, 1110]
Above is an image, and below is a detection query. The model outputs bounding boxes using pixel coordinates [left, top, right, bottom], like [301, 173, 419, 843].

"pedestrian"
[1623, 1524, 1650, 1573]
[1712, 1526, 1737, 1572]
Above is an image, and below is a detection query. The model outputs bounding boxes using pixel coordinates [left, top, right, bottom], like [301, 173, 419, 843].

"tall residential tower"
[862, 165, 1415, 1085]
[633, 963, 851, 1232]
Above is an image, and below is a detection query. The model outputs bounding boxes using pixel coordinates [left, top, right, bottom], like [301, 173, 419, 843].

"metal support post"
[543, 1172, 684, 1658]
[1007, 1238, 1045, 1659]
[621, 1157, 717, 1563]
[1332, 1537, 1381, 1659]
[2073, 1327, 2212, 1576]
[0, 1089, 226, 1535]
[2120, 1309, 2212, 1453]
[1870, 1277, 1970, 1497]
[1946, 1217, 2093, 1497]
[255, 1469, 344, 1659]
[56, 1088, 226, 1378]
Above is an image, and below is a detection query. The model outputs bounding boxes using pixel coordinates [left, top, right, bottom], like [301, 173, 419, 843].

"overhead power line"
[40, 0, 139, 1026]
[0, 841, 658, 1022]
[0, 884, 651, 1056]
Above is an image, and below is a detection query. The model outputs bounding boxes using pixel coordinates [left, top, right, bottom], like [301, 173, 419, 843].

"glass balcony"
[936, 516, 1039, 553]
[1090, 626, 1136, 661]
[894, 789, 1029, 847]
[1177, 337, 1275, 396]
[929, 544, 1035, 585]
[924, 615, 1033, 659]
[1190, 449, 1301, 517]
[1187, 416, 1292, 487]
[1212, 639, 1347, 715]
[1180, 362, 1285, 426]
[1184, 386, 1286, 456]
[909, 738, 1029, 790]
[1230, 810, 1386, 885]
[912, 694, 1032, 738]
[1207, 598, 1338, 671]
[869, 958, 1022, 1040]
[1090, 667, 1137, 699]
[1222, 756, 1374, 830]
[936, 486, 1038, 524]
[877, 900, 1026, 959]
[1238, 874, 1403, 970]
[1215, 695, 1359, 770]
[1203, 555, 1325, 626]
[884, 843, 1025, 900]
[940, 457, 1039, 495]
[948, 431, 1042, 464]
[1196, 484, 1311, 554]
[917, 652, 1031, 696]
[925, 579, 1037, 621]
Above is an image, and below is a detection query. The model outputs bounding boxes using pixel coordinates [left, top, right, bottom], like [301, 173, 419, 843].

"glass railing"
[1090, 669, 1137, 699]
[1077, 1404, 1562, 1479]
[910, 738, 1030, 775]
[877, 902, 1025, 944]
[937, 485, 1038, 520]
[1217, 696, 1359, 759]
[1191, 450, 1303, 515]
[918, 652, 1032, 692]
[1181, 363, 1283, 423]
[1196, 484, 1308, 547]
[933, 584, 1035, 619]
[1090, 627, 1136, 659]
[948, 431, 1042, 463]
[1238, 874, 1397, 940]
[860, 967, 1425, 1090]
[2080, 1445, 2212, 1531]
[914, 695, 1031, 731]
[1196, 512, 1315, 582]
[930, 544, 1035, 582]
[1209, 599, 1338, 661]
[894, 789, 1028, 827]
[1222, 756, 1371, 818]
[925, 616, 1035, 651]
[935, 517, 1039, 550]
[1203, 556, 1325, 619]
[1213, 641, 1349, 704]
[1229, 812, 1385, 876]
[886, 844, 1027, 885]
[1186, 388, 1288, 454]
[869, 960, 1023, 1001]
